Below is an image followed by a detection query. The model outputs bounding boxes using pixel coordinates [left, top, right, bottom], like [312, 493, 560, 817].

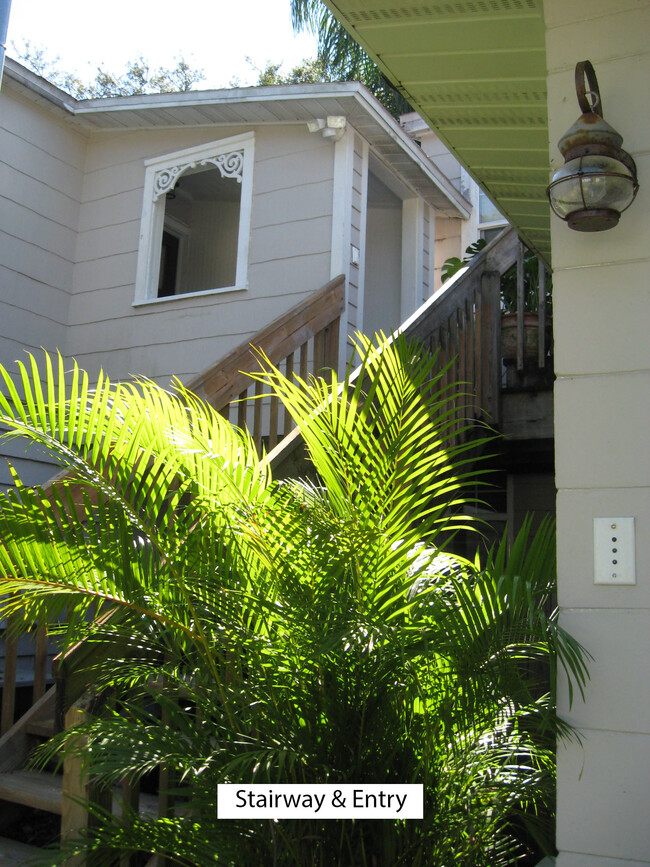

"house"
[0, 56, 474, 492]
[312, 1, 650, 865]
[0, 51, 562, 855]
[0, 54, 555, 544]
[1, 57, 495, 713]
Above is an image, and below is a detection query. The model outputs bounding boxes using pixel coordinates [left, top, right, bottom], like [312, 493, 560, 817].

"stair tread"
[0, 770, 62, 815]
[25, 719, 55, 739]
[0, 770, 160, 821]
[0, 835, 46, 864]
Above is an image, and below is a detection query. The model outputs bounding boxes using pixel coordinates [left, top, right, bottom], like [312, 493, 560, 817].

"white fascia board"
[2, 58, 77, 114]
[73, 82, 471, 218]
[72, 80, 367, 114]
[399, 111, 432, 136]
[349, 88, 472, 220]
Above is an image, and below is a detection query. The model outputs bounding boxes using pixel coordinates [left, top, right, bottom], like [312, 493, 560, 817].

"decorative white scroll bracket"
[153, 149, 244, 201]
[200, 150, 244, 183]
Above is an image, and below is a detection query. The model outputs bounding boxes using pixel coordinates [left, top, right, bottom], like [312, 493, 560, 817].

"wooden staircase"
[0, 231, 552, 862]
[0, 686, 58, 859]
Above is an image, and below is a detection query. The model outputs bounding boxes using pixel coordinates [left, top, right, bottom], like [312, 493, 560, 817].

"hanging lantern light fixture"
[546, 60, 639, 232]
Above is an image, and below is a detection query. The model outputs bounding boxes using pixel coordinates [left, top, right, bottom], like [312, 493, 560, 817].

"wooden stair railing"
[400, 226, 519, 433]
[187, 274, 345, 452]
[267, 228, 549, 467]
[1, 617, 51, 737]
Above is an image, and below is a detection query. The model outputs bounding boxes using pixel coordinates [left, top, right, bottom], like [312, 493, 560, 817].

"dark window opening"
[156, 165, 241, 298]
[158, 231, 180, 297]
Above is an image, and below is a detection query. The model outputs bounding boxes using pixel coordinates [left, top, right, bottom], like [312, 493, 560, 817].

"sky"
[6, 0, 319, 89]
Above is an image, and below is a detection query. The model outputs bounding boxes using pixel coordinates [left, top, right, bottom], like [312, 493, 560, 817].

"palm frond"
[0, 343, 588, 865]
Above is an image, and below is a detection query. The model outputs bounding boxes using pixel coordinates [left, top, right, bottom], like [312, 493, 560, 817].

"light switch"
[594, 517, 636, 585]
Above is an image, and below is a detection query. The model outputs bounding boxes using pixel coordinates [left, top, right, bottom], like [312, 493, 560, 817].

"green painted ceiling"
[324, 0, 551, 261]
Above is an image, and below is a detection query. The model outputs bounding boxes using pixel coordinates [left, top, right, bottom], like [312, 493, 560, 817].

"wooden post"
[284, 353, 294, 437]
[299, 342, 308, 381]
[155, 693, 175, 867]
[516, 241, 525, 371]
[313, 329, 325, 376]
[0, 616, 18, 736]
[268, 395, 279, 450]
[61, 700, 111, 867]
[481, 270, 502, 428]
[237, 389, 247, 431]
[252, 380, 263, 453]
[119, 775, 141, 867]
[324, 316, 340, 373]
[33, 624, 49, 704]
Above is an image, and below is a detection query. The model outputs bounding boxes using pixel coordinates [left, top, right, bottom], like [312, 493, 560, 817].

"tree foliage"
[290, 0, 411, 115]
[253, 55, 333, 86]
[11, 40, 205, 98]
[0, 338, 588, 865]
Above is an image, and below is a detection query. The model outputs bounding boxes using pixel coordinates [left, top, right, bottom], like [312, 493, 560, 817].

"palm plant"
[0, 337, 587, 865]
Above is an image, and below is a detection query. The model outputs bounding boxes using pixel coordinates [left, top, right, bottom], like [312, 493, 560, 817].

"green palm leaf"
[0, 341, 588, 865]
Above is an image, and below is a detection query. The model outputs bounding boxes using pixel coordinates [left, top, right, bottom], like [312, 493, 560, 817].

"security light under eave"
[546, 60, 639, 232]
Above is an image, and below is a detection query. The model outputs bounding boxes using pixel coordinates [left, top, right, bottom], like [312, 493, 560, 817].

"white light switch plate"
[594, 517, 636, 585]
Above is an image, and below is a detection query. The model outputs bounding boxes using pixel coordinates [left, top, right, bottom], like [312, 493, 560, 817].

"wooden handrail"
[186, 274, 344, 453]
[188, 275, 345, 410]
[267, 227, 550, 469]
[399, 227, 519, 431]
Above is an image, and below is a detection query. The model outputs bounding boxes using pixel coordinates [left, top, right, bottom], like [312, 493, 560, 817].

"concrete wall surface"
[544, 1, 650, 863]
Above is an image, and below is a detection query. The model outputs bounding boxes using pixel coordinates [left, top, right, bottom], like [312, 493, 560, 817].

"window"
[477, 188, 508, 244]
[134, 133, 254, 303]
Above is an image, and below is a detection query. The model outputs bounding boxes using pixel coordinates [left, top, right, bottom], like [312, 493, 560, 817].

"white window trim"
[134, 131, 255, 305]
[478, 218, 509, 232]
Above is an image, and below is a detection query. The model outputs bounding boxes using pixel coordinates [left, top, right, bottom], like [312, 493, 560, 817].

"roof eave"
[3, 59, 470, 218]
[320, 0, 551, 262]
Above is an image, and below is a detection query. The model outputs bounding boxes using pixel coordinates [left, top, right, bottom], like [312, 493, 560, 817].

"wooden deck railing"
[396, 227, 516, 434]
[400, 227, 551, 435]
[187, 274, 345, 452]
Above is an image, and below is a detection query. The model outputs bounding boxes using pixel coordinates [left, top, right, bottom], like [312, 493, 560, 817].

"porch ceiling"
[324, 0, 551, 261]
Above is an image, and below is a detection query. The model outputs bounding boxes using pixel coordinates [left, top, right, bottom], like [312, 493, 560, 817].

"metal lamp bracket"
[575, 60, 603, 117]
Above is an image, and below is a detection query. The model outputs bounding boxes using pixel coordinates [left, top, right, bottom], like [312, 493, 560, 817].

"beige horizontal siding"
[249, 216, 331, 265]
[83, 126, 250, 172]
[1, 89, 87, 163]
[0, 127, 83, 199]
[0, 162, 80, 233]
[251, 179, 332, 229]
[0, 89, 84, 385]
[78, 188, 144, 232]
[0, 196, 77, 261]
[66, 124, 335, 383]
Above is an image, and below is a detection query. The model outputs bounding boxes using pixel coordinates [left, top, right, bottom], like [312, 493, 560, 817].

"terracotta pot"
[501, 312, 553, 363]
